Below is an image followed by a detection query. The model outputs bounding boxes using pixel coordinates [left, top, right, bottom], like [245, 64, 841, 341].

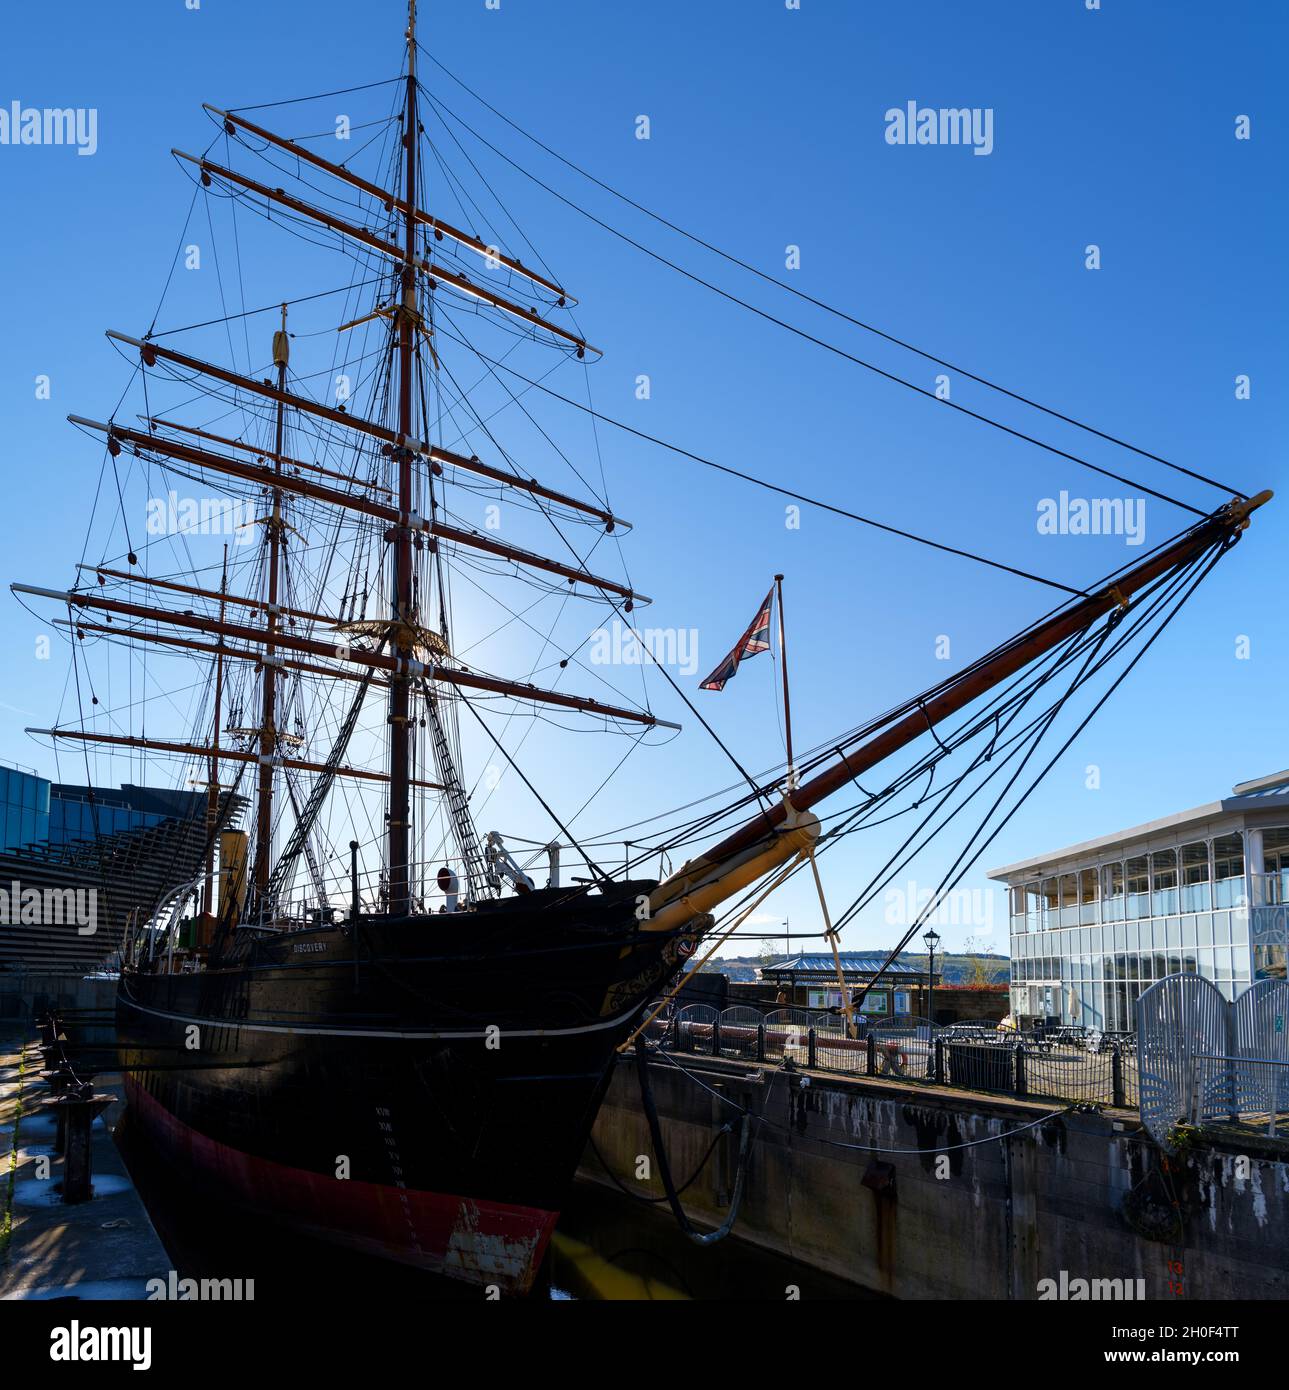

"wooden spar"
[17, 585, 680, 730]
[389, 2, 419, 918]
[77, 564, 339, 630]
[56, 616, 388, 688]
[105, 335, 622, 529]
[645, 490, 1272, 933]
[203, 104, 571, 303]
[77, 418, 648, 605]
[172, 149, 597, 357]
[25, 727, 445, 791]
[252, 306, 288, 896]
[146, 415, 394, 497]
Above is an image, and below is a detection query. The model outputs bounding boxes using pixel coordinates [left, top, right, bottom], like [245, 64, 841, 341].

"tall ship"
[10, 3, 1270, 1292]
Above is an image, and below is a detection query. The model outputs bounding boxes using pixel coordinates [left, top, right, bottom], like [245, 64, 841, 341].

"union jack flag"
[699, 588, 774, 691]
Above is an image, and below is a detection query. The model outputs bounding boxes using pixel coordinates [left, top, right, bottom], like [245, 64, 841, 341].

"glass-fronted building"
[0, 764, 51, 851]
[987, 770, 1289, 1032]
[0, 763, 197, 853]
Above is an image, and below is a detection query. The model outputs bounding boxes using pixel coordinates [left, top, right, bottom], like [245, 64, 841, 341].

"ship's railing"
[248, 854, 511, 928]
[127, 872, 205, 971]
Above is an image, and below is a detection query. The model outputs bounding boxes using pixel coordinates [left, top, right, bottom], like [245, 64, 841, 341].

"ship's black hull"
[116, 882, 697, 1292]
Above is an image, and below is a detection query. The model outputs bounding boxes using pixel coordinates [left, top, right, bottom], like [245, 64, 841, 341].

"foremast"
[15, 4, 675, 933]
[252, 305, 290, 902]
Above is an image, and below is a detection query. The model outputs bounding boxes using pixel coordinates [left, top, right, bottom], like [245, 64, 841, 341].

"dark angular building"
[0, 762, 244, 976]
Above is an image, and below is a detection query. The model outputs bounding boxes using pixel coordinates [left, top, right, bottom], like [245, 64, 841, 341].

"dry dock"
[582, 1049, 1289, 1300]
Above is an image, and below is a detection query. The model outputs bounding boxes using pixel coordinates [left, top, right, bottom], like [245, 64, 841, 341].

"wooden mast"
[200, 543, 228, 933]
[170, 150, 594, 354]
[252, 305, 289, 906]
[202, 104, 572, 302]
[389, 0, 419, 917]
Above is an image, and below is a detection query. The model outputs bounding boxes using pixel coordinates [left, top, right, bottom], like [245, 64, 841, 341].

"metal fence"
[1137, 974, 1289, 1145]
[659, 1005, 1135, 1108]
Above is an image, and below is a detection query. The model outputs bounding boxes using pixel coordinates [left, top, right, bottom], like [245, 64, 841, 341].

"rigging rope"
[419, 49, 1246, 503]
[420, 81, 1218, 519]
[433, 316, 1088, 598]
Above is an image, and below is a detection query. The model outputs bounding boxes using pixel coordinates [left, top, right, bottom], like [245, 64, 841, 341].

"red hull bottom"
[125, 1077, 559, 1295]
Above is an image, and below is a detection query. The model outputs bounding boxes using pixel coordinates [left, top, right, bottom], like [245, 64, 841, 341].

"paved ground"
[0, 1027, 171, 1300]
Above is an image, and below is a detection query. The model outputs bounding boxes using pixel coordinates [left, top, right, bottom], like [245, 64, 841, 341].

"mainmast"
[18, 18, 682, 929]
[252, 304, 290, 904]
[388, 0, 419, 917]
[201, 544, 229, 931]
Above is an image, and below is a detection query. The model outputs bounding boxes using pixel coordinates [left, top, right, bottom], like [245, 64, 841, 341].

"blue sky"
[0, 0, 1284, 958]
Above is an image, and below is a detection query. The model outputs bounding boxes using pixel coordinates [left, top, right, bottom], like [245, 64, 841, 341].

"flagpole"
[774, 573, 795, 791]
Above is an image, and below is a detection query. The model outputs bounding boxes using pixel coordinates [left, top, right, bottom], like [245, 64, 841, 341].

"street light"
[923, 927, 941, 1027]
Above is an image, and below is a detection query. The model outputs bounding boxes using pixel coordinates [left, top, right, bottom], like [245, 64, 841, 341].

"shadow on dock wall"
[583, 1054, 1289, 1300]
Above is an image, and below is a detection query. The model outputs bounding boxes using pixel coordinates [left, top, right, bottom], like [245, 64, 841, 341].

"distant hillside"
[697, 951, 1009, 985]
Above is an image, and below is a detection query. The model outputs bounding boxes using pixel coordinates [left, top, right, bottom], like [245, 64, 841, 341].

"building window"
[1010, 885, 1027, 932]
[1180, 840, 1211, 912]
[1213, 833, 1245, 908]
[1126, 855, 1150, 919]
[1079, 867, 1099, 925]
[1102, 860, 1125, 922]
[1040, 877, 1058, 930]
[1262, 827, 1289, 906]
[1059, 873, 1079, 928]
[1151, 849, 1179, 917]
[1025, 882, 1042, 931]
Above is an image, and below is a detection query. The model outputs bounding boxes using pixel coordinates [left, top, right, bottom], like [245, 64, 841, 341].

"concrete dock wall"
[583, 1053, 1289, 1300]
[0, 974, 116, 1045]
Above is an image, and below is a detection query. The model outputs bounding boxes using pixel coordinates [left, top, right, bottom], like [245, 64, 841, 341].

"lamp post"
[923, 927, 941, 1027]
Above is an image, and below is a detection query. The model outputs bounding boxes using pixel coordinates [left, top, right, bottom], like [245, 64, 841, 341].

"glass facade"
[1005, 828, 1276, 1031]
[0, 765, 171, 852]
[0, 765, 51, 851]
[48, 795, 165, 844]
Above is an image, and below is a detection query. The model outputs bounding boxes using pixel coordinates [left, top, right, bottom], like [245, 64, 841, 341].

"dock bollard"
[45, 1078, 91, 1155]
[934, 1038, 945, 1084]
[41, 1062, 79, 1098]
[1111, 1046, 1125, 1108]
[866, 1034, 877, 1076]
[48, 1087, 114, 1203]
